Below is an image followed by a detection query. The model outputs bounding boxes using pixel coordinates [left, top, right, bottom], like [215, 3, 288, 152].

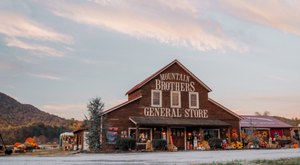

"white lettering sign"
[144, 107, 208, 118]
[155, 73, 195, 92]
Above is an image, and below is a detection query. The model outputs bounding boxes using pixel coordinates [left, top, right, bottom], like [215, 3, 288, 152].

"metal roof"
[129, 116, 230, 127]
[240, 115, 292, 128]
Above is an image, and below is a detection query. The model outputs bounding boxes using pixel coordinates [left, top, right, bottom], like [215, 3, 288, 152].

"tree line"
[1, 123, 70, 144]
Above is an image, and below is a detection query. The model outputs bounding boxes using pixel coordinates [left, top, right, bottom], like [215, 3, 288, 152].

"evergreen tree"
[86, 97, 104, 151]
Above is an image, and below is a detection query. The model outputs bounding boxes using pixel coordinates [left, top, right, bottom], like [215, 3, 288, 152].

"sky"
[0, 0, 300, 120]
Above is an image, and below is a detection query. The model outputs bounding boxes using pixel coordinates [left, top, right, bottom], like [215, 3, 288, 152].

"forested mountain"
[0, 92, 68, 127]
[0, 92, 80, 144]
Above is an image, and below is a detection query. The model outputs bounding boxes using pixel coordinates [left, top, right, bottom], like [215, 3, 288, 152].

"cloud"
[0, 11, 71, 43]
[50, 0, 242, 51]
[39, 103, 86, 120]
[247, 95, 299, 103]
[39, 98, 128, 120]
[267, 75, 289, 82]
[82, 59, 99, 64]
[219, 0, 300, 37]
[0, 60, 16, 71]
[231, 109, 240, 114]
[27, 73, 62, 80]
[0, 11, 72, 57]
[91, 0, 198, 14]
[104, 98, 127, 110]
[6, 38, 64, 57]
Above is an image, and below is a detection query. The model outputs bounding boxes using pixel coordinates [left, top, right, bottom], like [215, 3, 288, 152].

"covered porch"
[129, 116, 232, 150]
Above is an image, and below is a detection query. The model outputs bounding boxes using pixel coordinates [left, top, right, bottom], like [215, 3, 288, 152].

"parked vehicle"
[0, 133, 12, 155]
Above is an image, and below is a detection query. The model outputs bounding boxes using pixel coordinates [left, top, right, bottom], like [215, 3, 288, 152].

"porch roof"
[129, 116, 230, 127]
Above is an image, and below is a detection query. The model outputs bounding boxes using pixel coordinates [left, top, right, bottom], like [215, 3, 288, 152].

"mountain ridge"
[0, 92, 78, 144]
[0, 92, 68, 128]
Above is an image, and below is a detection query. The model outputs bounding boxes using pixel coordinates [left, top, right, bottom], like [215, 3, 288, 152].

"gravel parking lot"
[1, 148, 300, 165]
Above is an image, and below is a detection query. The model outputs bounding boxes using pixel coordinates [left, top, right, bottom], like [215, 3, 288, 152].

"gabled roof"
[101, 96, 142, 115]
[240, 115, 292, 128]
[208, 98, 242, 120]
[126, 59, 212, 95]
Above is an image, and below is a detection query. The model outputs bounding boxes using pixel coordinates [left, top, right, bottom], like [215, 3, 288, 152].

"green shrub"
[152, 139, 167, 150]
[115, 138, 136, 151]
[208, 137, 222, 150]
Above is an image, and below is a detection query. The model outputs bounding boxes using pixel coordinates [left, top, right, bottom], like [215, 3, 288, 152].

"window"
[170, 91, 181, 108]
[153, 127, 167, 140]
[151, 90, 162, 107]
[189, 92, 199, 108]
[128, 128, 152, 143]
[203, 129, 220, 140]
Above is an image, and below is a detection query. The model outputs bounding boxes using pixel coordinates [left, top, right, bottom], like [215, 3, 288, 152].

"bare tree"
[254, 111, 270, 116]
[255, 112, 262, 116]
[263, 111, 270, 116]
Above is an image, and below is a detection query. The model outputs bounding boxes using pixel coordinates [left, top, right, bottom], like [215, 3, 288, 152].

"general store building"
[100, 60, 241, 150]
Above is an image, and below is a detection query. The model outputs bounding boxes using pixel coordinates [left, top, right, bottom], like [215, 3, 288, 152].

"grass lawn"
[252, 157, 300, 165]
[208, 157, 300, 165]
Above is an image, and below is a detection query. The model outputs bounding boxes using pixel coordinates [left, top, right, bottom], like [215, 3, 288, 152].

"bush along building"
[100, 60, 242, 151]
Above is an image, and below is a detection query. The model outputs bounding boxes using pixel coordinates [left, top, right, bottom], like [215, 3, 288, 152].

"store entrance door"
[170, 128, 185, 150]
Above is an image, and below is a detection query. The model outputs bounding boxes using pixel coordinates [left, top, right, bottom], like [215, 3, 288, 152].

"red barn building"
[241, 115, 293, 139]
[100, 60, 241, 150]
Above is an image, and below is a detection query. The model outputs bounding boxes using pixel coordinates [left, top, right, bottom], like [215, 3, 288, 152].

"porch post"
[227, 128, 231, 144]
[184, 127, 187, 150]
[167, 126, 171, 145]
[136, 125, 140, 141]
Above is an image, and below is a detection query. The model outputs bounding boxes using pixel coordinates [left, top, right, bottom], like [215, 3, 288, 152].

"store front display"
[106, 127, 118, 144]
[240, 115, 293, 149]
[171, 128, 185, 150]
[100, 60, 241, 151]
[129, 128, 151, 143]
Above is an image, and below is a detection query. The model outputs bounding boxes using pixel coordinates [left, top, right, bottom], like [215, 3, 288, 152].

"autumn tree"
[86, 97, 104, 151]
[254, 111, 271, 116]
